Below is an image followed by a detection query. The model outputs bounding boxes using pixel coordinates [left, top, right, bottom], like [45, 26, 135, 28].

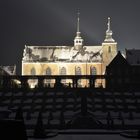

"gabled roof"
[107, 51, 130, 68]
[0, 66, 16, 75]
[22, 45, 103, 63]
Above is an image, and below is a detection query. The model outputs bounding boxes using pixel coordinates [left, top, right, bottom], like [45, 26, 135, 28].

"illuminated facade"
[22, 16, 117, 87]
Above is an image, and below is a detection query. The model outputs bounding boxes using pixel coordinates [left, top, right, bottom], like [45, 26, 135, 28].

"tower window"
[108, 46, 111, 53]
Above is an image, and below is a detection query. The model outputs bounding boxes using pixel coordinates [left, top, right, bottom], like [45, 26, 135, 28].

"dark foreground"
[1, 87, 140, 139]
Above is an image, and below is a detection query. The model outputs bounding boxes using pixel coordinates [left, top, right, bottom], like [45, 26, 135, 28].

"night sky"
[0, 0, 140, 74]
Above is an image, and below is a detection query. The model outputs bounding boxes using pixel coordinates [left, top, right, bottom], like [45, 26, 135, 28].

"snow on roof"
[22, 45, 103, 63]
[0, 66, 16, 75]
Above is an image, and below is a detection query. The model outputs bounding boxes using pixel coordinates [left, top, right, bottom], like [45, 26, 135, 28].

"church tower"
[102, 17, 117, 69]
[74, 12, 84, 50]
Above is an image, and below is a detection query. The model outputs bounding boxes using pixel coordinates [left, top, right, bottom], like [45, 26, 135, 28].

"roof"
[107, 51, 130, 68]
[22, 46, 103, 63]
[0, 66, 16, 75]
[126, 49, 140, 65]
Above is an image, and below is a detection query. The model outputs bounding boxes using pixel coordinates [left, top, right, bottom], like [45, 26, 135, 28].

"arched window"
[60, 67, 66, 83]
[46, 67, 51, 83]
[90, 66, 97, 75]
[75, 67, 81, 75]
[31, 68, 36, 75]
[75, 66, 82, 86]
[46, 67, 51, 75]
[60, 67, 66, 75]
[29, 67, 37, 88]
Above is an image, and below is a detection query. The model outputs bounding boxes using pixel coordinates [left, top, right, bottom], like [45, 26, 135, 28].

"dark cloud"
[0, 0, 140, 74]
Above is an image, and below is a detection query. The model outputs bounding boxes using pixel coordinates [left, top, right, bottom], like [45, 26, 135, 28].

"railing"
[0, 75, 106, 90]
[1, 74, 140, 91]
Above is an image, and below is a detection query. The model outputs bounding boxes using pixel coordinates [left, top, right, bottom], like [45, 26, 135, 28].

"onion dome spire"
[104, 17, 115, 42]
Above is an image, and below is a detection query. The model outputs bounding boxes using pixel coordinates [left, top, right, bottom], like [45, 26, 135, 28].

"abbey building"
[22, 16, 117, 87]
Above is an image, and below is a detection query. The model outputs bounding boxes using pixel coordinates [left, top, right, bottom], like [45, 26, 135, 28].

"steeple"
[74, 12, 84, 50]
[104, 17, 115, 42]
[77, 12, 80, 33]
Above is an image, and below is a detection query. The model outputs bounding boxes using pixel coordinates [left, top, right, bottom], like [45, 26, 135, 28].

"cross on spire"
[74, 11, 84, 49]
[77, 11, 80, 32]
[107, 17, 111, 31]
